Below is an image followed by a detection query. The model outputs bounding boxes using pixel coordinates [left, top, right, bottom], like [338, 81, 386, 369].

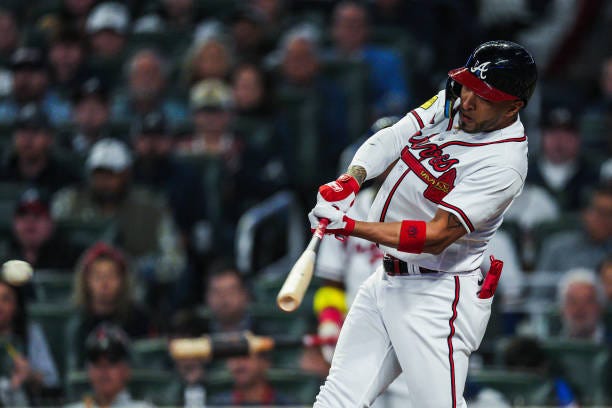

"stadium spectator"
[231, 62, 274, 122]
[47, 27, 89, 93]
[0, 9, 19, 61]
[65, 242, 153, 371]
[63, 76, 113, 155]
[0, 188, 82, 270]
[0, 104, 81, 193]
[326, 0, 409, 118]
[228, 6, 271, 64]
[36, 0, 97, 34]
[599, 257, 612, 302]
[557, 268, 608, 343]
[51, 138, 186, 287]
[275, 23, 349, 195]
[184, 35, 234, 85]
[527, 106, 600, 211]
[65, 323, 153, 408]
[111, 49, 188, 128]
[133, 0, 198, 33]
[0, 47, 72, 125]
[131, 110, 210, 251]
[0, 280, 59, 406]
[85, 2, 130, 59]
[537, 184, 612, 272]
[209, 352, 294, 406]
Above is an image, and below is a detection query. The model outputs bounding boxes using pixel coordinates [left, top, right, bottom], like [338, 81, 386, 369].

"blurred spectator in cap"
[228, 6, 272, 64]
[62, 76, 113, 155]
[111, 49, 188, 128]
[0, 9, 20, 62]
[52, 139, 186, 314]
[527, 106, 600, 211]
[48, 27, 89, 92]
[133, 0, 199, 33]
[65, 323, 154, 408]
[0, 279, 59, 406]
[538, 184, 612, 273]
[326, 1, 410, 118]
[0, 187, 82, 270]
[132, 111, 210, 256]
[184, 35, 234, 85]
[65, 243, 153, 372]
[36, 0, 97, 35]
[274, 23, 349, 196]
[557, 268, 609, 343]
[0, 47, 72, 125]
[0, 103, 81, 193]
[86, 2, 130, 59]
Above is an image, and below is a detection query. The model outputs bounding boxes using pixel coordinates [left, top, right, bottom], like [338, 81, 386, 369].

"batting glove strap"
[397, 220, 426, 253]
[317, 174, 360, 213]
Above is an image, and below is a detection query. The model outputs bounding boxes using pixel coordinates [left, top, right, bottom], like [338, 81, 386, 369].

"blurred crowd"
[0, 0, 609, 407]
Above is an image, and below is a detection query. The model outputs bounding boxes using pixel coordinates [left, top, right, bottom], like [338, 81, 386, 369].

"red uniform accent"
[448, 67, 518, 102]
[447, 276, 460, 408]
[397, 220, 426, 253]
[478, 256, 504, 299]
[319, 174, 360, 201]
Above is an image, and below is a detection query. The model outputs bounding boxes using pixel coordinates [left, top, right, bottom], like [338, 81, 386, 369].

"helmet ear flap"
[444, 77, 461, 118]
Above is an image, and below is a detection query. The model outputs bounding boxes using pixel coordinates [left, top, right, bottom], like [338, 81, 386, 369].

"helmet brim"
[448, 67, 518, 102]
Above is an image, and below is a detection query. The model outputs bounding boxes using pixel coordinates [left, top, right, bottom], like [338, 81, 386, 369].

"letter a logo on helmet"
[447, 40, 538, 106]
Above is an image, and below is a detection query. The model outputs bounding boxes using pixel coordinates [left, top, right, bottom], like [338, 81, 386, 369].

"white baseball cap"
[86, 139, 133, 173]
[86, 2, 130, 35]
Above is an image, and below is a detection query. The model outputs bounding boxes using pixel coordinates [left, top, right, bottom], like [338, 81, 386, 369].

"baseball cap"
[73, 76, 110, 104]
[190, 79, 233, 111]
[86, 138, 133, 173]
[15, 104, 50, 130]
[86, 2, 130, 35]
[14, 188, 50, 216]
[133, 111, 168, 137]
[540, 106, 578, 131]
[85, 323, 131, 363]
[10, 47, 46, 71]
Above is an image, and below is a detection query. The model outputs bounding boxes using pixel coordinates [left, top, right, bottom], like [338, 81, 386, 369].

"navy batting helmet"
[447, 40, 537, 107]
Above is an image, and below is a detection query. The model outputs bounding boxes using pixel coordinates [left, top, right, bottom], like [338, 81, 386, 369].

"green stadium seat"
[206, 368, 322, 405]
[540, 339, 609, 405]
[28, 302, 76, 382]
[131, 338, 172, 371]
[65, 368, 180, 405]
[31, 270, 73, 303]
[467, 369, 554, 406]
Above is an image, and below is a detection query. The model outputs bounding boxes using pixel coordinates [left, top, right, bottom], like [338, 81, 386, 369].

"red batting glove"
[308, 203, 355, 236]
[317, 174, 360, 213]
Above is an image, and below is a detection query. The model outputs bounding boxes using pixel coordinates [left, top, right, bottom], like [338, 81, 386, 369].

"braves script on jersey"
[357, 89, 527, 272]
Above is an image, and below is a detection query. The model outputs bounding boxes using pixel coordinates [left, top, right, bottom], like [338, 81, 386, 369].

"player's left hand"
[308, 203, 355, 236]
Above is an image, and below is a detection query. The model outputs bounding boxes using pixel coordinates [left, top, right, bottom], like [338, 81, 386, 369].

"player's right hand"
[308, 203, 355, 236]
[317, 174, 360, 213]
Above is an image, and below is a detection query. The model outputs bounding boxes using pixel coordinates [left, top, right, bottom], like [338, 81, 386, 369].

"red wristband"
[398, 220, 426, 253]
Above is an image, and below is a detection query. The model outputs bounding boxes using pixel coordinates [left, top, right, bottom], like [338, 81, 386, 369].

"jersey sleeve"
[438, 166, 524, 233]
[351, 90, 448, 180]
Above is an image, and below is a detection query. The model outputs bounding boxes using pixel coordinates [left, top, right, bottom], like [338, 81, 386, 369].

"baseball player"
[308, 40, 537, 407]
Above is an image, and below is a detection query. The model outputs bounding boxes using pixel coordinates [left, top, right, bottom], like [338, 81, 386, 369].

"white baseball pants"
[314, 266, 492, 408]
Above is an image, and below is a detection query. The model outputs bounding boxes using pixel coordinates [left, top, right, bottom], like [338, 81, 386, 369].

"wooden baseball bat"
[169, 332, 337, 360]
[276, 218, 329, 312]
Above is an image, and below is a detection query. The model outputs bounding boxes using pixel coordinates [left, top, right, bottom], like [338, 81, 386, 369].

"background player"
[309, 40, 538, 407]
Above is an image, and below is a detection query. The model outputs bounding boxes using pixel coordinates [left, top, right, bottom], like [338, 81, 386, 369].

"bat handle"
[309, 218, 329, 250]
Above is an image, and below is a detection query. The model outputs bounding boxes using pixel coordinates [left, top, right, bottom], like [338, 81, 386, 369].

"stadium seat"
[31, 270, 73, 303]
[131, 338, 172, 371]
[467, 369, 554, 406]
[540, 339, 609, 405]
[594, 352, 612, 405]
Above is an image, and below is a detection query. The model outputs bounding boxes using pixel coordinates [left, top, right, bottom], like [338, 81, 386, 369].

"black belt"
[383, 255, 441, 275]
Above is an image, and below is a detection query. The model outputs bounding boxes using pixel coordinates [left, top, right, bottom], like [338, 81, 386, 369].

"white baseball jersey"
[352, 90, 527, 272]
[316, 187, 383, 305]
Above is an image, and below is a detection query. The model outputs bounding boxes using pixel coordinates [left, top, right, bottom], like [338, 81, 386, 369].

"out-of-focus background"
[0, 0, 609, 407]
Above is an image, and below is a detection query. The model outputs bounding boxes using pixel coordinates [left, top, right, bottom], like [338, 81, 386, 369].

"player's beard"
[459, 111, 506, 133]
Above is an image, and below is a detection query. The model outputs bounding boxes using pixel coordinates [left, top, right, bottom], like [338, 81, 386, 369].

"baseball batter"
[308, 40, 538, 407]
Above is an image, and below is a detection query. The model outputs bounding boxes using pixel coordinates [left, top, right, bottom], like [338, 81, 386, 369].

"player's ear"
[506, 100, 524, 117]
